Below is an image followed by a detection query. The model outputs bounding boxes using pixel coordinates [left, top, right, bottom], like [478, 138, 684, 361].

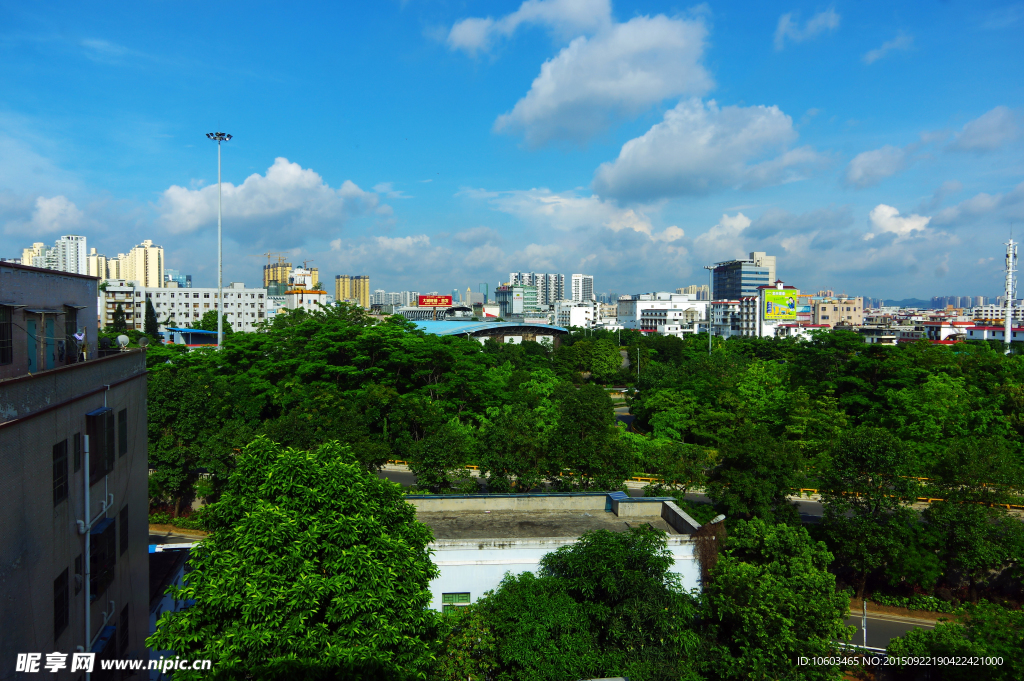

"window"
[119, 605, 129, 655]
[74, 554, 83, 595]
[90, 518, 116, 600]
[53, 439, 68, 506]
[119, 505, 128, 555]
[118, 409, 128, 457]
[73, 433, 81, 472]
[54, 568, 69, 641]
[86, 407, 115, 484]
[0, 305, 12, 365]
[442, 592, 470, 613]
[203, 293, 210, 298]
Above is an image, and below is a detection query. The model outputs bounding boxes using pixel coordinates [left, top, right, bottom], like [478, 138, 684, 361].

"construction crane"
[248, 252, 289, 267]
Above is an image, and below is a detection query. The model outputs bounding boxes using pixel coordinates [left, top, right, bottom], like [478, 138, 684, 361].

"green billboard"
[764, 289, 798, 320]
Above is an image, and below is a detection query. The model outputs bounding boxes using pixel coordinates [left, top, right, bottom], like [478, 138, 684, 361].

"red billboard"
[418, 295, 453, 307]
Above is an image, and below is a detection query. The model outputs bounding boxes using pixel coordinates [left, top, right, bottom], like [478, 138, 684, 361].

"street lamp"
[206, 132, 232, 349]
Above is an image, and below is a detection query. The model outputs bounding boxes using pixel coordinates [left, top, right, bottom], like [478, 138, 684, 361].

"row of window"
[53, 507, 130, 649]
[107, 291, 265, 300]
[53, 408, 128, 507]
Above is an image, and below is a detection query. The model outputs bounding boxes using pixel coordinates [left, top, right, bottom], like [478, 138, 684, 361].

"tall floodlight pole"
[1005, 238, 1017, 356]
[206, 132, 232, 349]
[704, 264, 714, 355]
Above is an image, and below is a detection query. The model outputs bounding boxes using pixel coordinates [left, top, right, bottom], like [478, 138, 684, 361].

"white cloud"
[447, 0, 612, 55]
[592, 98, 820, 202]
[494, 14, 711, 146]
[692, 212, 753, 261]
[867, 204, 930, 240]
[862, 33, 913, 64]
[774, 8, 840, 50]
[845, 145, 909, 188]
[932, 181, 1024, 226]
[472, 187, 657, 234]
[157, 157, 381, 245]
[24, 195, 85, 235]
[948, 106, 1021, 152]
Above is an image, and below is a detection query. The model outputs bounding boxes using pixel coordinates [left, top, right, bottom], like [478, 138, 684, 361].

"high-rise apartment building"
[122, 240, 163, 288]
[87, 248, 107, 279]
[263, 260, 292, 289]
[712, 252, 776, 300]
[22, 242, 46, 267]
[335, 275, 370, 308]
[571, 274, 594, 302]
[20, 235, 88, 274]
[676, 285, 710, 300]
[510, 272, 565, 305]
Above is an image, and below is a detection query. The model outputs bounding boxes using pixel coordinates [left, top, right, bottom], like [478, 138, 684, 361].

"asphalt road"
[844, 614, 936, 650]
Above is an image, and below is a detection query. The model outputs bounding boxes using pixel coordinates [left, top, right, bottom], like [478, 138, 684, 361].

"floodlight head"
[206, 131, 232, 142]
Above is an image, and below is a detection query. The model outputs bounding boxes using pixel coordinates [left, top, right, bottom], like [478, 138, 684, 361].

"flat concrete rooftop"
[418, 509, 680, 539]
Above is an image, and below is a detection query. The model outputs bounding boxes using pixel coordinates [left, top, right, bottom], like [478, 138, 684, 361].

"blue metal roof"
[415, 320, 568, 336]
[165, 327, 217, 335]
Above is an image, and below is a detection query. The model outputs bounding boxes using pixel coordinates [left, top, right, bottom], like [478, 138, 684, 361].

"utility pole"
[1006, 237, 1017, 356]
[206, 131, 232, 349]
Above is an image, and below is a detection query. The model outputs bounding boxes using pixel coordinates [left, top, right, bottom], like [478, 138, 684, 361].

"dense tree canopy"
[147, 438, 440, 680]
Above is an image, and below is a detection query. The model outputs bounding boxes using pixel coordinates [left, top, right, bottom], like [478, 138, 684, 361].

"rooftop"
[415, 320, 568, 336]
[418, 509, 678, 539]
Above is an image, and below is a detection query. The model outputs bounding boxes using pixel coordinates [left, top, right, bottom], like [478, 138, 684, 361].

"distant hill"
[880, 298, 933, 308]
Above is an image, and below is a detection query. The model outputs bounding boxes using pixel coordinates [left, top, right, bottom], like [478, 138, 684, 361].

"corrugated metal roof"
[415, 320, 568, 336]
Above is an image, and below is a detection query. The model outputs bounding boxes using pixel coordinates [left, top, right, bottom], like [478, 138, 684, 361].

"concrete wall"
[0, 350, 149, 679]
[0, 262, 99, 380]
[407, 493, 609, 514]
[426, 536, 699, 611]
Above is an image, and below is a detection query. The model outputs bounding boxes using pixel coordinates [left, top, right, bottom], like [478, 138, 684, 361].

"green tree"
[887, 601, 1024, 680]
[407, 418, 478, 493]
[819, 427, 921, 596]
[194, 309, 234, 334]
[443, 527, 702, 681]
[706, 425, 804, 524]
[144, 297, 159, 336]
[148, 438, 440, 680]
[923, 438, 1024, 601]
[700, 518, 852, 681]
[111, 302, 127, 332]
[479, 404, 546, 493]
[545, 383, 631, 491]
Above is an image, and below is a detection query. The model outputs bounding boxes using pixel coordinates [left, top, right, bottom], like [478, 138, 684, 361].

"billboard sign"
[764, 289, 798, 320]
[418, 295, 453, 307]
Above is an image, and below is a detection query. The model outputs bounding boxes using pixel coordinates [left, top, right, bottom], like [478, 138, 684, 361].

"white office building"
[571, 274, 595, 302]
[617, 292, 708, 334]
[554, 300, 599, 329]
[21, 235, 88, 274]
[100, 282, 267, 332]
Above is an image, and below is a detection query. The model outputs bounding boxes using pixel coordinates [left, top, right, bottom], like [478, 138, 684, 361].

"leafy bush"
[871, 593, 960, 613]
[149, 511, 171, 525]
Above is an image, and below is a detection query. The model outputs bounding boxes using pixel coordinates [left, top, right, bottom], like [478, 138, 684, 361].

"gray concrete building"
[0, 262, 149, 677]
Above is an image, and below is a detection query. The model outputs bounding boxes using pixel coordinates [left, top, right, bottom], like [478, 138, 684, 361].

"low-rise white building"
[617, 292, 708, 334]
[554, 300, 598, 329]
[407, 492, 708, 611]
[100, 282, 267, 332]
[709, 300, 743, 338]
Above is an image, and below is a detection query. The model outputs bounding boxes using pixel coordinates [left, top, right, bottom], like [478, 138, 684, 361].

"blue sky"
[1, 0, 1022, 300]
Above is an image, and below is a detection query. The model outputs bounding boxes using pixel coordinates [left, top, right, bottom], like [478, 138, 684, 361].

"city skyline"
[0, 1, 1021, 298]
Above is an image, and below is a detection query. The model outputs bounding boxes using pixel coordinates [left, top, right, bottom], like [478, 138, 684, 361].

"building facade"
[617, 292, 708, 332]
[335, 275, 370, 308]
[570, 274, 594, 302]
[101, 283, 267, 332]
[0, 264, 149, 672]
[554, 300, 598, 329]
[811, 296, 864, 327]
[510, 272, 564, 306]
[711, 251, 775, 300]
[495, 284, 541, 318]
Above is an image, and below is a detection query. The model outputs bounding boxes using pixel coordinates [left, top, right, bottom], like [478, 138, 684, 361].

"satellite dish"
[138, 337, 149, 347]
[117, 335, 130, 348]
